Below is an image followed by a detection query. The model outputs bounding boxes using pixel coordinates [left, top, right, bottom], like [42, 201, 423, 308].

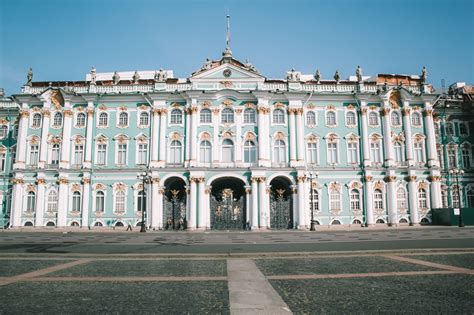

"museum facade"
[1, 49, 473, 229]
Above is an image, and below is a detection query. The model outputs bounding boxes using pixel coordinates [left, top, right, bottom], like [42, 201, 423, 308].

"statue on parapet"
[112, 71, 120, 85]
[26, 68, 33, 86]
[154, 68, 167, 82]
[314, 69, 321, 83]
[421, 66, 427, 83]
[334, 70, 340, 83]
[201, 58, 212, 71]
[287, 68, 300, 81]
[244, 59, 258, 73]
[90, 67, 97, 85]
[356, 65, 362, 82]
[133, 71, 140, 84]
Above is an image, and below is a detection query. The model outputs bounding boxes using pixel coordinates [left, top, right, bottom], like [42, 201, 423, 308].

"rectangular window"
[117, 144, 127, 165]
[462, 148, 470, 169]
[370, 142, 381, 163]
[0, 153, 5, 171]
[74, 145, 84, 166]
[347, 142, 358, 164]
[97, 144, 107, 165]
[447, 148, 456, 168]
[328, 143, 338, 164]
[29, 145, 39, 165]
[137, 144, 148, 165]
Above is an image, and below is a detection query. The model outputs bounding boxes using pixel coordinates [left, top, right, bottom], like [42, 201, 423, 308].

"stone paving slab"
[403, 254, 474, 270]
[270, 274, 474, 314]
[255, 256, 437, 276]
[0, 259, 72, 277]
[46, 259, 227, 277]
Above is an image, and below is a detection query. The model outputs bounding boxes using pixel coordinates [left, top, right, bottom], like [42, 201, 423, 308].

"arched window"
[118, 112, 128, 126]
[222, 139, 234, 162]
[200, 109, 212, 123]
[418, 188, 427, 209]
[0, 125, 7, 139]
[411, 112, 421, 126]
[221, 108, 234, 123]
[370, 140, 381, 163]
[243, 108, 256, 123]
[243, 140, 256, 163]
[346, 111, 356, 125]
[307, 142, 318, 164]
[94, 221, 103, 227]
[115, 191, 125, 213]
[391, 111, 401, 126]
[414, 141, 424, 163]
[72, 191, 81, 212]
[273, 109, 285, 124]
[32, 113, 42, 128]
[306, 111, 316, 125]
[394, 141, 405, 163]
[47, 190, 57, 212]
[27, 192, 36, 212]
[326, 111, 336, 125]
[200, 140, 212, 163]
[137, 190, 146, 212]
[53, 112, 63, 127]
[139, 112, 149, 126]
[76, 113, 86, 127]
[169, 140, 182, 164]
[96, 191, 105, 212]
[98, 112, 108, 127]
[330, 189, 341, 212]
[467, 188, 474, 208]
[170, 109, 182, 124]
[350, 189, 360, 212]
[374, 189, 383, 210]
[397, 188, 407, 212]
[51, 144, 60, 165]
[368, 112, 379, 126]
[309, 189, 319, 212]
[273, 140, 286, 164]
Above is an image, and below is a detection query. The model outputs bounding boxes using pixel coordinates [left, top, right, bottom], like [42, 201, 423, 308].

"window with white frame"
[51, 144, 60, 165]
[0, 125, 7, 139]
[243, 108, 256, 123]
[462, 145, 471, 168]
[32, 113, 42, 128]
[137, 143, 148, 165]
[200, 140, 212, 163]
[347, 142, 358, 164]
[200, 109, 212, 123]
[309, 189, 319, 212]
[445, 122, 454, 136]
[374, 189, 383, 211]
[467, 188, 474, 208]
[222, 139, 234, 162]
[397, 188, 407, 212]
[117, 143, 127, 165]
[243, 140, 256, 163]
[96, 143, 107, 165]
[137, 190, 146, 212]
[221, 108, 234, 124]
[115, 191, 125, 213]
[368, 112, 379, 126]
[350, 189, 361, 212]
[47, 190, 57, 212]
[330, 189, 341, 212]
[96, 191, 105, 212]
[27, 191, 36, 212]
[76, 113, 86, 127]
[170, 109, 182, 124]
[307, 142, 318, 164]
[98, 112, 108, 127]
[327, 142, 338, 164]
[391, 111, 401, 126]
[139, 112, 149, 126]
[414, 141, 424, 163]
[326, 111, 336, 125]
[452, 185, 460, 208]
[411, 112, 421, 126]
[441, 186, 448, 208]
[73, 144, 84, 166]
[418, 188, 427, 209]
[306, 111, 316, 125]
[437, 146, 444, 167]
[72, 191, 81, 212]
[169, 140, 182, 164]
[447, 147, 457, 168]
[346, 111, 356, 126]
[273, 140, 286, 164]
[459, 122, 468, 137]
[29, 144, 39, 165]
[272, 109, 285, 124]
[394, 141, 405, 163]
[52, 112, 63, 127]
[370, 140, 382, 163]
[118, 112, 128, 126]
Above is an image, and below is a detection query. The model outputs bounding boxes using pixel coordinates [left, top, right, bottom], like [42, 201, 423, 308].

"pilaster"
[35, 176, 46, 227]
[407, 173, 418, 225]
[57, 174, 69, 227]
[11, 177, 24, 227]
[296, 174, 306, 228]
[364, 175, 375, 225]
[251, 177, 259, 228]
[360, 104, 371, 167]
[83, 105, 94, 169]
[423, 104, 438, 167]
[402, 103, 414, 166]
[38, 105, 51, 168]
[81, 175, 90, 227]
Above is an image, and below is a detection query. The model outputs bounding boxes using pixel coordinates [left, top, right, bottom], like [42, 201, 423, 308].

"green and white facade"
[3, 51, 473, 229]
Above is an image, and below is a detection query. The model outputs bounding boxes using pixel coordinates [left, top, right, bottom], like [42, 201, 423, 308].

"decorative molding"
[407, 175, 417, 182]
[57, 177, 69, 185]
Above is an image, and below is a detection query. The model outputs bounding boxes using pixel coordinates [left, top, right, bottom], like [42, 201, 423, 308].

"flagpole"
[226, 14, 230, 50]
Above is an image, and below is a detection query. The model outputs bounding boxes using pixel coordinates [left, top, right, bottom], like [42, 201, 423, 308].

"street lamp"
[449, 168, 465, 227]
[137, 170, 151, 232]
[308, 171, 317, 231]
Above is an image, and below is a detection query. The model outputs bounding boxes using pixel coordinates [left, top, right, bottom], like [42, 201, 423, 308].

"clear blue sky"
[1, 0, 473, 95]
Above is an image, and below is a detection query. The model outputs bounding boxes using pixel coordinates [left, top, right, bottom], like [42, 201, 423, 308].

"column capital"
[36, 178, 46, 185]
[384, 175, 397, 183]
[11, 178, 25, 185]
[429, 175, 442, 182]
[57, 177, 69, 185]
[364, 175, 373, 182]
[42, 109, 51, 117]
[402, 108, 411, 116]
[82, 178, 91, 185]
[423, 109, 434, 117]
[296, 176, 306, 183]
[406, 175, 417, 182]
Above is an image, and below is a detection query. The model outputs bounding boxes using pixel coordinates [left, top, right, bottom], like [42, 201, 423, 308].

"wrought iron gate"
[163, 189, 186, 230]
[210, 188, 245, 230]
[270, 188, 292, 229]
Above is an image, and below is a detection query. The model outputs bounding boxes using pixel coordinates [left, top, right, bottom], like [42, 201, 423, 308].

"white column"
[265, 185, 271, 228]
[382, 106, 394, 167]
[158, 109, 167, 166]
[291, 186, 298, 228]
[407, 176, 418, 224]
[84, 106, 94, 168]
[386, 176, 398, 225]
[430, 175, 442, 209]
[288, 109, 297, 165]
[150, 177, 159, 228]
[59, 107, 73, 169]
[189, 105, 198, 167]
[212, 109, 220, 165]
[297, 176, 306, 228]
[360, 106, 371, 167]
[81, 176, 90, 227]
[150, 109, 160, 166]
[251, 177, 259, 229]
[235, 109, 243, 165]
[296, 108, 305, 165]
[157, 186, 165, 228]
[188, 178, 197, 229]
[245, 186, 251, 227]
[204, 186, 211, 229]
[15, 109, 29, 168]
[57, 175, 69, 227]
[38, 107, 51, 168]
[402, 106, 414, 166]
[11, 179, 24, 227]
[424, 106, 438, 167]
[258, 178, 267, 228]
[185, 108, 191, 166]
[35, 178, 46, 227]
[364, 176, 374, 225]
[198, 178, 206, 228]
[257, 105, 270, 167]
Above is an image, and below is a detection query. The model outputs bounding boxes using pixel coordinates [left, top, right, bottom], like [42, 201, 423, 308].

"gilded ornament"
[296, 176, 306, 183]
[58, 177, 69, 185]
[201, 101, 211, 108]
[50, 90, 64, 108]
[71, 183, 81, 192]
[11, 178, 25, 185]
[222, 99, 233, 106]
[20, 110, 30, 118]
[235, 108, 243, 114]
[374, 181, 384, 190]
[364, 175, 373, 182]
[407, 175, 417, 182]
[212, 108, 220, 115]
[170, 133, 181, 141]
[82, 178, 91, 185]
[385, 176, 397, 182]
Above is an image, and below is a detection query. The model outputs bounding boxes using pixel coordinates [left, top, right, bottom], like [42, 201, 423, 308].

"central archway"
[269, 176, 293, 229]
[210, 177, 246, 230]
[163, 177, 187, 230]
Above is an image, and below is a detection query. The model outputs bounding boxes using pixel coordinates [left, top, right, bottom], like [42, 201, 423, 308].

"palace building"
[0, 47, 473, 229]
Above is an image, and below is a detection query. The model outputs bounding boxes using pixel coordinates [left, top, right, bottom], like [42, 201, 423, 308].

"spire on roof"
[222, 14, 232, 61]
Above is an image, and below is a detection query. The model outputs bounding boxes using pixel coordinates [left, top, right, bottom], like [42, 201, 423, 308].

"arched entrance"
[163, 177, 187, 230]
[270, 177, 293, 229]
[210, 177, 246, 230]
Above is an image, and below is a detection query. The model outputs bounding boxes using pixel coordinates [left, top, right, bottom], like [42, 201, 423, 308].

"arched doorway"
[163, 177, 187, 230]
[269, 177, 293, 229]
[210, 177, 246, 230]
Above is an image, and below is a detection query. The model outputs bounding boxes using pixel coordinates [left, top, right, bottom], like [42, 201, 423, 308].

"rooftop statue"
[421, 66, 427, 83]
[90, 67, 97, 85]
[314, 69, 321, 83]
[26, 68, 33, 87]
[334, 70, 340, 83]
[202, 58, 213, 71]
[112, 71, 120, 85]
[287, 68, 300, 82]
[154, 68, 167, 82]
[133, 71, 140, 84]
[356, 65, 362, 82]
[244, 59, 258, 73]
